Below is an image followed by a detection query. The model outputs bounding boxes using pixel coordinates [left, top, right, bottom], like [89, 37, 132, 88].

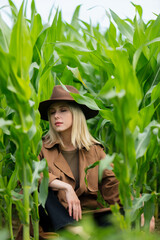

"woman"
[38, 85, 120, 232]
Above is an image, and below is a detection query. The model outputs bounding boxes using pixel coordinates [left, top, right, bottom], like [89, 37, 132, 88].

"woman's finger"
[78, 204, 82, 220]
[72, 203, 78, 221]
[68, 203, 72, 217]
[72, 202, 81, 221]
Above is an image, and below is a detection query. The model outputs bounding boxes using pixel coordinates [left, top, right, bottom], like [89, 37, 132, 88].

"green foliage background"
[0, 0, 160, 239]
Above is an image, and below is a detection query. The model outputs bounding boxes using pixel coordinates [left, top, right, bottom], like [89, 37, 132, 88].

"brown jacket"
[39, 141, 120, 211]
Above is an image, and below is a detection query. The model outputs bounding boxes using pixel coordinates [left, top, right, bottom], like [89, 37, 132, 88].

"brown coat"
[39, 141, 120, 211]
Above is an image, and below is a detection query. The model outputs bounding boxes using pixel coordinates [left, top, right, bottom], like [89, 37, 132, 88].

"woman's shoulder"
[93, 143, 106, 159]
[90, 143, 104, 151]
[86, 143, 105, 157]
[82, 143, 106, 162]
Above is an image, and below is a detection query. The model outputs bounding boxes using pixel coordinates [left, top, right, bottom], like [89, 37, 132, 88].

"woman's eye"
[61, 109, 67, 112]
[50, 111, 55, 115]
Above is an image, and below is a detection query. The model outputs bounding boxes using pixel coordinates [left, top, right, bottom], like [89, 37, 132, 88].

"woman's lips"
[55, 122, 63, 126]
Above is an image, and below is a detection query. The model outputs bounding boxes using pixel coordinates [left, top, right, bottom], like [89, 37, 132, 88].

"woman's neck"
[60, 144, 76, 151]
[59, 131, 76, 151]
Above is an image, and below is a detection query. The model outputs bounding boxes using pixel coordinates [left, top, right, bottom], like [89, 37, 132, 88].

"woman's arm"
[49, 179, 82, 221]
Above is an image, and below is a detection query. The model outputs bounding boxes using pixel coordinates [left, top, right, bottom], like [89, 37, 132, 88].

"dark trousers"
[39, 189, 121, 232]
[39, 189, 75, 232]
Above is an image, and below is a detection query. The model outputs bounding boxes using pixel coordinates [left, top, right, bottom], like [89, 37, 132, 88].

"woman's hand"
[49, 179, 82, 221]
[65, 184, 82, 221]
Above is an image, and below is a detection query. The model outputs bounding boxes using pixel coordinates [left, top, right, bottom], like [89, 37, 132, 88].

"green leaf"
[151, 80, 160, 103]
[67, 66, 87, 87]
[104, 48, 142, 103]
[10, 128, 30, 167]
[38, 62, 55, 102]
[133, 21, 146, 49]
[0, 48, 10, 83]
[133, 37, 160, 70]
[84, 161, 99, 186]
[107, 21, 119, 48]
[0, 15, 11, 51]
[8, 0, 18, 19]
[0, 118, 13, 135]
[70, 92, 100, 110]
[131, 2, 143, 18]
[14, 198, 28, 224]
[98, 77, 115, 97]
[11, 190, 23, 200]
[98, 154, 115, 181]
[71, 5, 81, 28]
[31, 0, 37, 21]
[60, 67, 73, 86]
[30, 13, 43, 46]
[9, 3, 33, 80]
[39, 159, 49, 207]
[131, 104, 155, 132]
[30, 159, 47, 194]
[99, 109, 115, 124]
[130, 193, 153, 221]
[135, 125, 151, 159]
[147, 14, 160, 41]
[7, 168, 18, 191]
[0, 175, 5, 189]
[110, 9, 134, 42]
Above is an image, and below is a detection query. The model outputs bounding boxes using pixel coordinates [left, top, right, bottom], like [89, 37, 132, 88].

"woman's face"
[49, 102, 73, 134]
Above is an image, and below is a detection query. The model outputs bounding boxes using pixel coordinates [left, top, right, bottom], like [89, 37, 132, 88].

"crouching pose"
[38, 85, 121, 232]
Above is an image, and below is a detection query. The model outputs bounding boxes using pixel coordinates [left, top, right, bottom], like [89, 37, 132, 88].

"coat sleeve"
[38, 149, 60, 185]
[99, 169, 120, 205]
[95, 145, 121, 205]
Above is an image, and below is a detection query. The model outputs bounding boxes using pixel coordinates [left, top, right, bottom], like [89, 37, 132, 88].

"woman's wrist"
[64, 182, 72, 192]
[49, 179, 72, 192]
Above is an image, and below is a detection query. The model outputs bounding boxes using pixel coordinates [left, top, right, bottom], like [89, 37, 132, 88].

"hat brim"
[39, 100, 99, 121]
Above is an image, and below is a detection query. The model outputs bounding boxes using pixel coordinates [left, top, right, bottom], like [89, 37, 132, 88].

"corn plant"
[0, 1, 49, 239]
[0, 0, 160, 239]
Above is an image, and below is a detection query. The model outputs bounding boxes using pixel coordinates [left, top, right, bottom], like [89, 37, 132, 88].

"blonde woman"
[38, 85, 120, 232]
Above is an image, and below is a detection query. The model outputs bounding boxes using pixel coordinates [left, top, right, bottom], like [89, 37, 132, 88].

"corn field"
[0, 0, 160, 239]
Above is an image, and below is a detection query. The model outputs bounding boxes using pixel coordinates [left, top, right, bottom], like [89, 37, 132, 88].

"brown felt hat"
[38, 85, 99, 120]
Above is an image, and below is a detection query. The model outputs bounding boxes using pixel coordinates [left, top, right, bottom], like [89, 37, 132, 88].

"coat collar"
[42, 138, 90, 152]
[42, 138, 104, 151]
[43, 138, 61, 150]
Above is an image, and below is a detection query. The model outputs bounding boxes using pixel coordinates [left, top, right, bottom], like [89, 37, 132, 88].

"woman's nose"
[54, 111, 60, 119]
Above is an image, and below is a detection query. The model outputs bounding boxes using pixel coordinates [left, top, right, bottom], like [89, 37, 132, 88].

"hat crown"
[50, 85, 79, 101]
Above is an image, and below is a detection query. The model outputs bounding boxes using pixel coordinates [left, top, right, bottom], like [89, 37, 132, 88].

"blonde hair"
[44, 102, 99, 150]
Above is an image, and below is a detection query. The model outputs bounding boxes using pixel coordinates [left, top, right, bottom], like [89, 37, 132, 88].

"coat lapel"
[43, 140, 75, 181]
[54, 151, 75, 181]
